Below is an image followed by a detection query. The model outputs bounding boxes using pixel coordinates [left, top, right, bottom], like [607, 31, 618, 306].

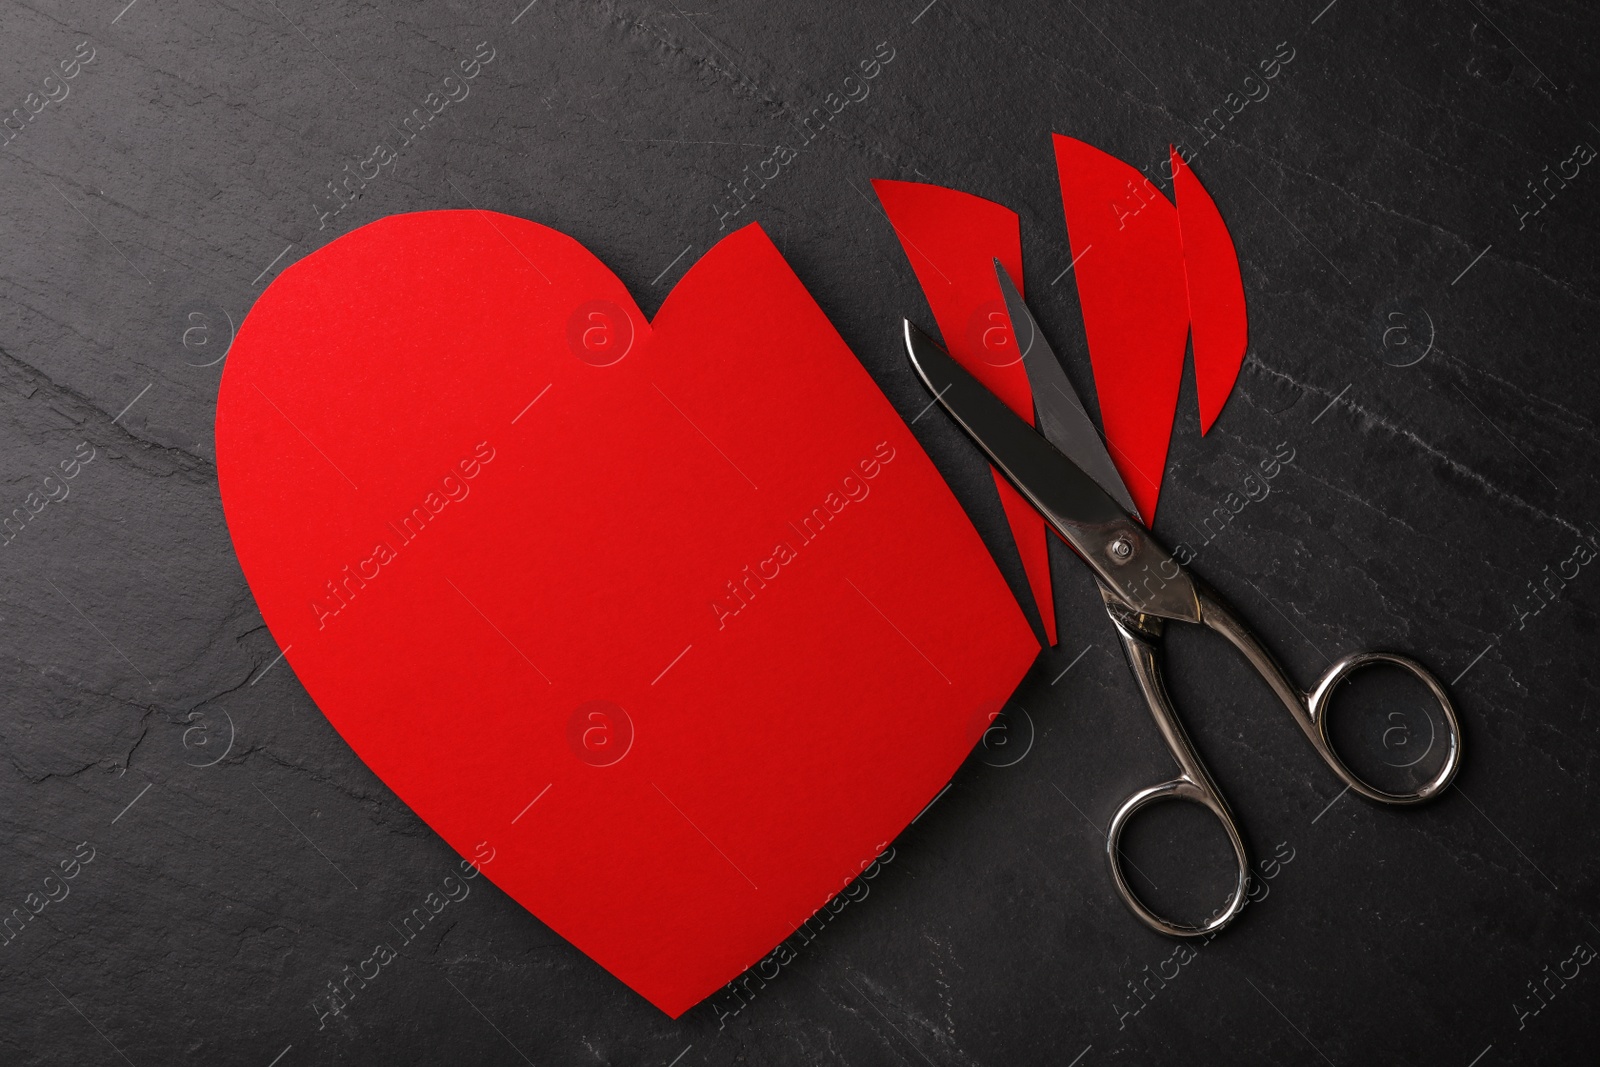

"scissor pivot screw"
[1109, 536, 1134, 561]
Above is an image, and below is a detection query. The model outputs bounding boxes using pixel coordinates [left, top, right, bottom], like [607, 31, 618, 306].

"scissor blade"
[993, 259, 1139, 516]
[904, 319, 1126, 537]
[904, 319, 1199, 623]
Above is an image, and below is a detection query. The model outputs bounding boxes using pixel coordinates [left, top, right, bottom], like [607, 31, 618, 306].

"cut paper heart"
[1171, 147, 1248, 436]
[1052, 134, 1190, 524]
[1053, 136, 1250, 521]
[215, 212, 1038, 1018]
[872, 179, 1057, 646]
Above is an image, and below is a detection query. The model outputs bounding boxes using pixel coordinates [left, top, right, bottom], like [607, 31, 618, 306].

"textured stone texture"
[0, 1, 1595, 1064]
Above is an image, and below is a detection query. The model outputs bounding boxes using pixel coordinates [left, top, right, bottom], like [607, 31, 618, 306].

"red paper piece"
[1172, 148, 1249, 435]
[871, 179, 1057, 646]
[215, 212, 1037, 1018]
[1053, 135, 1190, 523]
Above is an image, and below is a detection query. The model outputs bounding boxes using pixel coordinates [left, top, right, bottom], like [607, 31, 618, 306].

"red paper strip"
[872, 178, 1057, 646]
[215, 212, 1037, 1018]
[1172, 147, 1249, 435]
[1052, 135, 1190, 524]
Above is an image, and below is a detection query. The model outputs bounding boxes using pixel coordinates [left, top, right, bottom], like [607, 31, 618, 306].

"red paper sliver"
[871, 179, 1057, 645]
[1052, 135, 1190, 524]
[215, 213, 1038, 1017]
[1172, 148, 1249, 435]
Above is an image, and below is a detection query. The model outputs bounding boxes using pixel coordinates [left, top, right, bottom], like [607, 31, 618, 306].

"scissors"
[902, 261, 1463, 937]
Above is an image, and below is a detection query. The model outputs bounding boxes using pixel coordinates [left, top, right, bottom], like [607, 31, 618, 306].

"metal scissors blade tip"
[991, 260, 1139, 517]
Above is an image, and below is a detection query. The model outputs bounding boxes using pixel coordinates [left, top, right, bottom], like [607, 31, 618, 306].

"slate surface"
[1, 1, 1596, 1064]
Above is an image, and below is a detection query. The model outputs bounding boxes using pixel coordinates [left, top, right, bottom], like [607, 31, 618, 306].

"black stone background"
[1, 0, 1596, 1064]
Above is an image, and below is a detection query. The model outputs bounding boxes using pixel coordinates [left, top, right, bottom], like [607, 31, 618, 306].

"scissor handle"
[1103, 597, 1251, 937]
[1196, 585, 1463, 805]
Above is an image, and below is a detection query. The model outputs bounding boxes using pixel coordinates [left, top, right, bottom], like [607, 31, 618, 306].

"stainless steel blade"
[903, 320, 1199, 623]
[993, 259, 1139, 516]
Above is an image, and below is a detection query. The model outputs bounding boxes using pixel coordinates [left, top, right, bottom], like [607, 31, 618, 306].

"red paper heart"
[1053, 137, 1250, 519]
[215, 212, 1037, 1016]
[1171, 147, 1249, 435]
[1054, 134, 1190, 523]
